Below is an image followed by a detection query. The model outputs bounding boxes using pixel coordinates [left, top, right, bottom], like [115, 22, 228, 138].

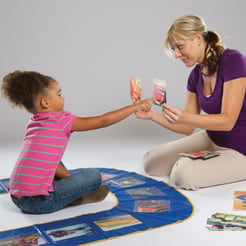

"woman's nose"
[173, 49, 182, 58]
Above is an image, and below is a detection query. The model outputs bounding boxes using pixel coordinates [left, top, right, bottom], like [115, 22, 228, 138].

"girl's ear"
[40, 97, 49, 109]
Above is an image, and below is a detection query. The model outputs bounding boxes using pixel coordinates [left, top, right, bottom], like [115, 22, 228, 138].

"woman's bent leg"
[144, 131, 213, 176]
[170, 148, 246, 190]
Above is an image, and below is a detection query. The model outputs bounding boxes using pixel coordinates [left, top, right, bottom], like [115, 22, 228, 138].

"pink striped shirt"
[9, 111, 77, 196]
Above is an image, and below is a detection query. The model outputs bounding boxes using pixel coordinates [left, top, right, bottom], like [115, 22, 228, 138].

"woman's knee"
[143, 143, 180, 177]
[170, 158, 199, 190]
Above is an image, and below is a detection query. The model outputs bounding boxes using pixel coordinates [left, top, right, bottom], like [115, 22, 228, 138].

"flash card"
[130, 77, 142, 103]
[152, 78, 167, 106]
[179, 151, 220, 160]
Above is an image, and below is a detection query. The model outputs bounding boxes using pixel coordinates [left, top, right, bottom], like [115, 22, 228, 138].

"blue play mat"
[0, 168, 193, 246]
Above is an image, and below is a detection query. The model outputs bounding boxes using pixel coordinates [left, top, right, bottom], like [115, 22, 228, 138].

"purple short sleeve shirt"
[187, 49, 246, 155]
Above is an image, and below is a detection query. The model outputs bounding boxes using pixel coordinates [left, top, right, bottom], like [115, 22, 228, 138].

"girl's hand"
[135, 99, 153, 112]
[135, 108, 155, 120]
[162, 103, 186, 123]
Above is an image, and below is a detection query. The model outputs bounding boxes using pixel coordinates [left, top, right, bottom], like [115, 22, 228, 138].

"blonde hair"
[165, 14, 207, 49]
[165, 14, 225, 75]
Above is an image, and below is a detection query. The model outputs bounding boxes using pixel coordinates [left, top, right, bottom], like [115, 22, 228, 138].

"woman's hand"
[137, 102, 195, 135]
[162, 103, 186, 124]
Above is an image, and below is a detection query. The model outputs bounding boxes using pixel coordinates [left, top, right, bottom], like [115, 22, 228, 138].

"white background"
[1, 0, 246, 144]
[1, 1, 246, 246]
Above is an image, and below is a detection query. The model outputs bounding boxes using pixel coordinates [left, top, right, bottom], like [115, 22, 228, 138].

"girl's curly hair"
[1, 70, 54, 112]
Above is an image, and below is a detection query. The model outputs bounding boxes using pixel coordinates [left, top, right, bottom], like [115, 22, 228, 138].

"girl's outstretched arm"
[71, 99, 152, 132]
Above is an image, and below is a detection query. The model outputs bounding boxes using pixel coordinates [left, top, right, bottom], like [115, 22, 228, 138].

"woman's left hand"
[162, 103, 186, 124]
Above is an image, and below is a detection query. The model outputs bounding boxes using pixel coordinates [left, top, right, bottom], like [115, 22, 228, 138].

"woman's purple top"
[187, 49, 246, 155]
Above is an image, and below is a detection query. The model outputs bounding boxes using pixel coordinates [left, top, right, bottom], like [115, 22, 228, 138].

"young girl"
[1, 70, 152, 214]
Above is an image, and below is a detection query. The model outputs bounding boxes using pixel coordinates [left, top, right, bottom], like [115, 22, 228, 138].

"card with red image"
[179, 151, 220, 159]
[129, 77, 142, 103]
[152, 78, 167, 106]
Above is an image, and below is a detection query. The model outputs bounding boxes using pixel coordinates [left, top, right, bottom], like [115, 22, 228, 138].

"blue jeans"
[11, 167, 102, 214]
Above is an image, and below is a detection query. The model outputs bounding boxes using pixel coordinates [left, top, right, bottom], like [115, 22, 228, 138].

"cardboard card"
[130, 77, 142, 103]
[179, 151, 220, 160]
[234, 191, 246, 210]
[152, 78, 167, 106]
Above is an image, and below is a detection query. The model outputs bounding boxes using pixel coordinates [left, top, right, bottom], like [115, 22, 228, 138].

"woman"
[137, 14, 246, 190]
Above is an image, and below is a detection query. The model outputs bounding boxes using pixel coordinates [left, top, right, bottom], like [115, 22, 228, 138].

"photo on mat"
[0, 178, 10, 194]
[45, 223, 94, 243]
[109, 177, 145, 188]
[126, 187, 165, 199]
[0, 232, 47, 246]
[100, 173, 116, 181]
[0, 183, 7, 194]
[94, 214, 142, 231]
[134, 200, 171, 213]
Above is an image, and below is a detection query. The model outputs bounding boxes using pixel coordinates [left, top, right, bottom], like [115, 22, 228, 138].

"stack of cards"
[179, 151, 220, 160]
[207, 212, 246, 230]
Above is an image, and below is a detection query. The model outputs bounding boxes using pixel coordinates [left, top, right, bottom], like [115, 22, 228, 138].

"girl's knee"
[85, 168, 102, 184]
[88, 168, 101, 179]
[76, 168, 102, 187]
[80, 168, 100, 177]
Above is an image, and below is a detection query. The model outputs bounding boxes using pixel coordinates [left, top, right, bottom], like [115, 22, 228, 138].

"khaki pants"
[143, 131, 246, 190]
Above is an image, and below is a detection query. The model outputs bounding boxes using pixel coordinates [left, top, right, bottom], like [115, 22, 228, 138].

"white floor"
[1, 136, 246, 246]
